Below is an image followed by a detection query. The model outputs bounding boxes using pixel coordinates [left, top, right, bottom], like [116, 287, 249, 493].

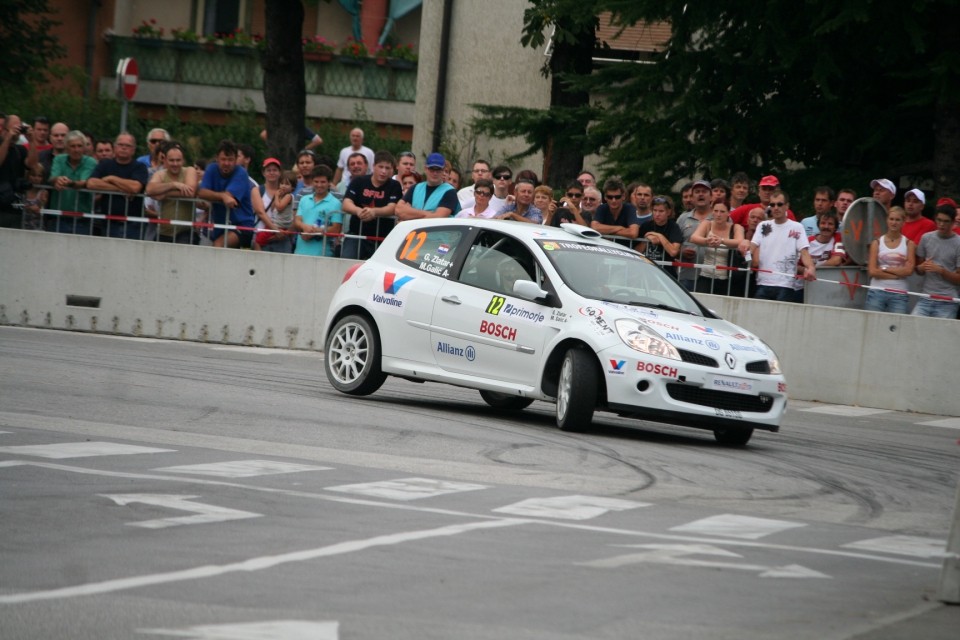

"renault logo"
[725, 353, 736, 369]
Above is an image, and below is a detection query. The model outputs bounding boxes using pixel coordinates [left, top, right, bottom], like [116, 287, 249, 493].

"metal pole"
[937, 475, 960, 603]
[120, 100, 129, 135]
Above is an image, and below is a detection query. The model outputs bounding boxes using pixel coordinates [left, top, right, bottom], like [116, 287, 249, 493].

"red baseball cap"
[262, 157, 282, 168]
[936, 197, 958, 208]
[758, 175, 779, 187]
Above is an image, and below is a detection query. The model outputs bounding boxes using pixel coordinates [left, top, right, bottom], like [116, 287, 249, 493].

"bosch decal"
[480, 320, 517, 341]
[636, 361, 678, 377]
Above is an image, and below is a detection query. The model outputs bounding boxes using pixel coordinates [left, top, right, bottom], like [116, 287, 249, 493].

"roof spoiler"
[560, 223, 602, 239]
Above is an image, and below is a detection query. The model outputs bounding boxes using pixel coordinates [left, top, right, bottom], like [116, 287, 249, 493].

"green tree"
[592, 0, 960, 197]
[481, 1, 960, 199]
[472, 0, 597, 188]
[261, 0, 308, 167]
[0, 0, 65, 95]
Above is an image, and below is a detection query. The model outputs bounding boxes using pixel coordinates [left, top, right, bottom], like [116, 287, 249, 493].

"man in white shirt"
[333, 127, 374, 185]
[750, 189, 817, 302]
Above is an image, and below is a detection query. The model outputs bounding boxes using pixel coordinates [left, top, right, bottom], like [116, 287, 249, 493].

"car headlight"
[615, 319, 681, 361]
[766, 348, 782, 374]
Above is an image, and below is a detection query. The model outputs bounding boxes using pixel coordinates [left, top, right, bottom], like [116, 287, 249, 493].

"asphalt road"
[1, 326, 958, 639]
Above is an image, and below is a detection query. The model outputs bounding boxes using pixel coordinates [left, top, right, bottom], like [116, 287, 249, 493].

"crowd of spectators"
[1, 111, 958, 318]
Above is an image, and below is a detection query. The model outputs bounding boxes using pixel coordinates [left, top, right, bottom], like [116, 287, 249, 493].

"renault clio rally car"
[323, 219, 786, 445]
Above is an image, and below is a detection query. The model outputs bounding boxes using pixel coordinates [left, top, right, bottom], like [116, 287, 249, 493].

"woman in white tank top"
[864, 206, 916, 314]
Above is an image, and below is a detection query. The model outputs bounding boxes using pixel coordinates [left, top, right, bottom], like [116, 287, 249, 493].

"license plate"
[708, 375, 755, 395]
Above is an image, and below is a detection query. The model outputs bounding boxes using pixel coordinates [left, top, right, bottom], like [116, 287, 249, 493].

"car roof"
[393, 218, 625, 249]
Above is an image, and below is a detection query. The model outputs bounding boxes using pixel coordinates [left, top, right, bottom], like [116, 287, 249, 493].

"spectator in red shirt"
[901, 188, 935, 244]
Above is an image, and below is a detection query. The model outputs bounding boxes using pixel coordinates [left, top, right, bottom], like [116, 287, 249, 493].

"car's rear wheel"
[479, 390, 534, 411]
[556, 347, 597, 432]
[713, 427, 754, 446]
[325, 315, 386, 396]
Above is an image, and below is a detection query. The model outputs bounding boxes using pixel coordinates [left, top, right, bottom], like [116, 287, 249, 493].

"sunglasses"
[474, 190, 492, 197]
[769, 202, 787, 207]
[494, 174, 512, 180]
[652, 197, 669, 205]
[604, 193, 623, 200]
[149, 139, 163, 145]
[566, 191, 583, 198]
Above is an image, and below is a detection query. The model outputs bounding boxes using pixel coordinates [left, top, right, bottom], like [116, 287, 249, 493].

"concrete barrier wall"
[1, 229, 955, 416]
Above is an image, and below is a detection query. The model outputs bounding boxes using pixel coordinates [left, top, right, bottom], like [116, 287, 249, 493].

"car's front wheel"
[479, 390, 534, 411]
[713, 427, 754, 446]
[325, 314, 386, 396]
[556, 347, 598, 432]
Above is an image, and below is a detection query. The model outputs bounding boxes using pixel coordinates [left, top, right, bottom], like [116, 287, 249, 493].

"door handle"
[441, 295, 462, 305]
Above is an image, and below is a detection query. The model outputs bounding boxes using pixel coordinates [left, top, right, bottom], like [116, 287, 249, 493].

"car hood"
[597, 301, 772, 358]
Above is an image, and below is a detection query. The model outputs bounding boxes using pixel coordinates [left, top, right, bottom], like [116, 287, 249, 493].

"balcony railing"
[108, 36, 417, 102]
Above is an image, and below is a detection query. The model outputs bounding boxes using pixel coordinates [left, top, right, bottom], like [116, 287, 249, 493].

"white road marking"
[0, 441, 174, 458]
[0, 458, 941, 601]
[670, 514, 806, 540]
[100, 494, 262, 529]
[915, 417, 960, 430]
[0, 411, 654, 494]
[324, 477, 487, 501]
[799, 405, 891, 417]
[580, 543, 831, 578]
[492, 495, 649, 520]
[0, 519, 526, 604]
[138, 620, 339, 639]
[841, 535, 948, 558]
[154, 460, 331, 478]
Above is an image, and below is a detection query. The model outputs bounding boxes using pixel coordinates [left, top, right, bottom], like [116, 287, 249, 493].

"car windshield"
[537, 239, 706, 316]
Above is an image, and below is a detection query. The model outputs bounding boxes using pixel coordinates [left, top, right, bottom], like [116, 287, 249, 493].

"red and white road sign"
[116, 57, 139, 101]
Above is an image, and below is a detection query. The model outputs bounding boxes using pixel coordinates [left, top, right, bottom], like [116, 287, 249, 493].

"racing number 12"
[399, 231, 427, 262]
[486, 295, 505, 315]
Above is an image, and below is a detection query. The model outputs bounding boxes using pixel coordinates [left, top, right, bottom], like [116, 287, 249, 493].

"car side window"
[395, 227, 465, 278]
[458, 231, 540, 295]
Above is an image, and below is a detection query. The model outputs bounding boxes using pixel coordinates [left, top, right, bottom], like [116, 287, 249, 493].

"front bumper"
[598, 346, 787, 431]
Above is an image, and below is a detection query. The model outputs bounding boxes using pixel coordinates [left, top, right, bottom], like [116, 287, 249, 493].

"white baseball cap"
[905, 188, 925, 204]
[870, 178, 896, 196]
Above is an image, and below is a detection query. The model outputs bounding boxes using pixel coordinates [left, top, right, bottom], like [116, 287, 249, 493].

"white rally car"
[323, 219, 786, 445]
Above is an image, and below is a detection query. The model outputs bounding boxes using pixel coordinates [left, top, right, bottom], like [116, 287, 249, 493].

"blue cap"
[425, 152, 445, 169]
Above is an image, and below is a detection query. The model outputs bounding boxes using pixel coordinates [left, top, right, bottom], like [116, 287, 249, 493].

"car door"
[429, 229, 553, 385]
[374, 224, 468, 366]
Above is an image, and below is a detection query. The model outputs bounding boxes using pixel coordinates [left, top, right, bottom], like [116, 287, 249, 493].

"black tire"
[555, 348, 598, 432]
[479, 390, 534, 411]
[324, 315, 386, 396]
[713, 427, 754, 446]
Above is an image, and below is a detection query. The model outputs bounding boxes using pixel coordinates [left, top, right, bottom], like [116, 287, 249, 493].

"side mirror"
[512, 279, 549, 301]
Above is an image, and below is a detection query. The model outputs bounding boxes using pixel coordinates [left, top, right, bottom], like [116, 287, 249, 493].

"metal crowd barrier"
[13, 191, 959, 308]
[14, 185, 396, 259]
